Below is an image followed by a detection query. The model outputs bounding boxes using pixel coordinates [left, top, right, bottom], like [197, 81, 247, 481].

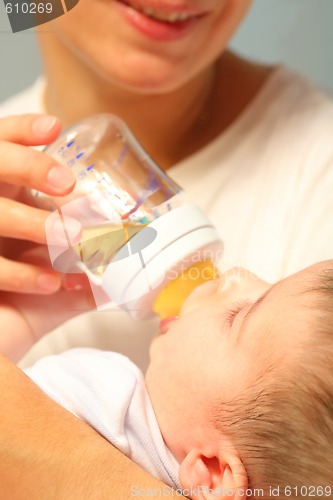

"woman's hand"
[0, 114, 94, 361]
[0, 113, 77, 290]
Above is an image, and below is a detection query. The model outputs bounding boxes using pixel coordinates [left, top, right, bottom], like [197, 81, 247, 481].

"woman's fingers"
[0, 113, 75, 196]
[0, 198, 48, 243]
[0, 113, 80, 245]
[0, 114, 61, 146]
[0, 141, 76, 195]
[0, 197, 82, 245]
[0, 255, 61, 294]
[0, 114, 81, 296]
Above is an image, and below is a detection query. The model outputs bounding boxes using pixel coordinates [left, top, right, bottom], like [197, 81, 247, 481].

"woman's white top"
[25, 348, 182, 490]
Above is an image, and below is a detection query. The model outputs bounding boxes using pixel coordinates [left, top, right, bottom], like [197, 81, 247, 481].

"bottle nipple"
[152, 260, 219, 319]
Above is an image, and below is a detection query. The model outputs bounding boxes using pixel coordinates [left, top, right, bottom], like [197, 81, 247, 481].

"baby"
[25, 260, 333, 499]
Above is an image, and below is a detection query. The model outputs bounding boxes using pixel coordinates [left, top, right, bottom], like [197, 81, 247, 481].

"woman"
[0, 0, 332, 496]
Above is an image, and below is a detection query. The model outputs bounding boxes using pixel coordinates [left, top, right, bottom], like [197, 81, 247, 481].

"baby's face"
[145, 262, 326, 459]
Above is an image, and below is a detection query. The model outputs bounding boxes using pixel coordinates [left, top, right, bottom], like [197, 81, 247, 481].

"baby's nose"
[179, 278, 222, 316]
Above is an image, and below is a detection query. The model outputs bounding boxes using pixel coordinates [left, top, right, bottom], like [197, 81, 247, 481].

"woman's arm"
[0, 354, 184, 499]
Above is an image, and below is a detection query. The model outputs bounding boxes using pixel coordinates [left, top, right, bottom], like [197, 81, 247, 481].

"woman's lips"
[159, 316, 179, 333]
[115, 0, 206, 41]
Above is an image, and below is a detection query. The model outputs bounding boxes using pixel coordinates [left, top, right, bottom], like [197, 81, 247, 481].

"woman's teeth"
[124, 2, 192, 23]
[138, 7, 191, 22]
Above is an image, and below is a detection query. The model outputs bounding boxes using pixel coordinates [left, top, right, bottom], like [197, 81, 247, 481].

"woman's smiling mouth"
[121, 0, 195, 22]
[115, 0, 207, 41]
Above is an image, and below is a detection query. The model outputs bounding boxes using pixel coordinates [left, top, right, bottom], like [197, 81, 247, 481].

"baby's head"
[145, 260, 333, 499]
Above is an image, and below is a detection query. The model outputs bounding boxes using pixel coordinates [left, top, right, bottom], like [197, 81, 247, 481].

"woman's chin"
[112, 71, 186, 94]
[94, 54, 189, 94]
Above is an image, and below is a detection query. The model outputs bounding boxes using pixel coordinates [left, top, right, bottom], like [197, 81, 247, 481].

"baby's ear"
[179, 449, 248, 500]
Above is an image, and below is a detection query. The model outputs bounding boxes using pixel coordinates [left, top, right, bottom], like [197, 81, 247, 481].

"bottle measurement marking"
[113, 144, 129, 169]
[64, 139, 97, 172]
[65, 141, 129, 174]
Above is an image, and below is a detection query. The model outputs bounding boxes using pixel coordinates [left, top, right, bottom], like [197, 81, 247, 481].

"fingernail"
[37, 273, 61, 292]
[62, 276, 84, 291]
[62, 273, 91, 291]
[47, 165, 76, 191]
[33, 115, 58, 136]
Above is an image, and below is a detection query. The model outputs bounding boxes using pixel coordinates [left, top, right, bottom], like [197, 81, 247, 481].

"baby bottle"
[29, 114, 223, 319]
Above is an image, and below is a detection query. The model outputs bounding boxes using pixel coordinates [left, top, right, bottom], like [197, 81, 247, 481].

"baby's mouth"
[159, 316, 179, 334]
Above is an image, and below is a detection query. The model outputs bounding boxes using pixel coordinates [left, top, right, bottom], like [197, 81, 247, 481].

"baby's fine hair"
[212, 265, 333, 500]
